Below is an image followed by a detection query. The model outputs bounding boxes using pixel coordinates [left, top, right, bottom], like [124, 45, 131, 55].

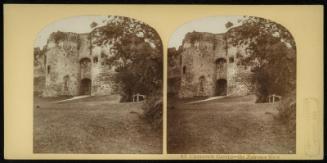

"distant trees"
[34, 47, 46, 67]
[226, 16, 296, 102]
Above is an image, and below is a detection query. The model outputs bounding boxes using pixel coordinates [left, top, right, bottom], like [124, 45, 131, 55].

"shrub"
[276, 91, 296, 133]
[226, 16, 296, 103]
[142, 93, 163, 130]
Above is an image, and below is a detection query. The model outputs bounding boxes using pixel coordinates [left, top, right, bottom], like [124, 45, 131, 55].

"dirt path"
[168, 95, 295, 154]
[34, 96, 162, 154]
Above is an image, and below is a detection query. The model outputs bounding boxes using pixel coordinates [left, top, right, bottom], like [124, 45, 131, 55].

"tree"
[90, 16, 163, 129]
[90, 15, 163, 100]
[226, 16, 296, 102]
[90, 21, 98, 29]
[225, 21, 234, 29]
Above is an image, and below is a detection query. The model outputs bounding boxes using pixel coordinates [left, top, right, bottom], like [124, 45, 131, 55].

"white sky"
[35, 15, 244, 49]
[168, 16, 244, 48]
[34, 15, 107, 48]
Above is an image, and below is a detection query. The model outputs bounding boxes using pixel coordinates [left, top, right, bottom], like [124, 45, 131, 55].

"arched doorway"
[215, 79, 227, 96]
[80, 78, 91, 95]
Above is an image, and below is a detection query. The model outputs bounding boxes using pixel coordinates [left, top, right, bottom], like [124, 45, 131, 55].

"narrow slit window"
[47, 65, 51, 74]
[93, 56, 98, 63]
[229, 56, 234, 63]
[101, 52, 106, 58]
[183, 66, 186, 74]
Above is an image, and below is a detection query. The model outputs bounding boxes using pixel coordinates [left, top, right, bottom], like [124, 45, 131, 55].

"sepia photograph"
[4, 4, 323, 160]
[33, 15, 163, 154]
[167, 16, 296, 154]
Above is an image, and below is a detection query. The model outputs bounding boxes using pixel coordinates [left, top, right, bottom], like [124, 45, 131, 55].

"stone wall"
[226, 36, 254, 96]
[90, 39, 118, 96]
[43, 32, 81, 97]
[179, 32, 217, 98]
[174, 30, 254, 98]
[38, 31, 120, 97]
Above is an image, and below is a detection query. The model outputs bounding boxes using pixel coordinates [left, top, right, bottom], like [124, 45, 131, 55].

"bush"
[142, 94, 163, 130]
[226, 17, 296, 103]
[276, 91, 296, 133]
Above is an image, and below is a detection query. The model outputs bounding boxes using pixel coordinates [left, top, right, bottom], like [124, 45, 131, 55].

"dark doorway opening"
[215, 79, 227, 96]
[80, 78, 91, 95]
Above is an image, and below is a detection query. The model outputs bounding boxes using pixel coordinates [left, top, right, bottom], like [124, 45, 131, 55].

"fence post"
[272, 94, 275, 103]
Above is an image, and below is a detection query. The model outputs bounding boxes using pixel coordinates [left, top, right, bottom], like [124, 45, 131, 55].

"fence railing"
[267, 94, 282, 103]
[132, 93, 146, 102]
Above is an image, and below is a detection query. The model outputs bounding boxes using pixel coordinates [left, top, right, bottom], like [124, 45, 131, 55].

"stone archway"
[80, 78, 91, 95]
[215, 79, 227, 96]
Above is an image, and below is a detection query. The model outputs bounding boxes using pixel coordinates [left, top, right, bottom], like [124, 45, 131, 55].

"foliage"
[49, 31, 81, 49]
[90, 16, 163, 128]
[276, 90, 296, 133]
[188, 31, 203, 45]
[90, 21, 98, 28]
[51, 31, 67, 44]
[91, 16, 162, 100]
[225, 21, 234, 29]
[34, 47, 46, 66]
[142, 91, 163, 130]
[226, 16, 296, 102]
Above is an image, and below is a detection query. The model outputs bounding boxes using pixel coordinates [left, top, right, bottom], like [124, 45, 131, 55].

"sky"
[34, 15, 107, 48]
[34, 15, 244, 49]
[168, 16, 244, 48]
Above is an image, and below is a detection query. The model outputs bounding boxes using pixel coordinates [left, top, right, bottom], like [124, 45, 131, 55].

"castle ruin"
[34, 31, 119, 97]
[168, 30, 255, 98]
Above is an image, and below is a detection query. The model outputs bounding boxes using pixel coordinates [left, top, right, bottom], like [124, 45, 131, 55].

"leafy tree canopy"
[90, 16, 163, 101]
[226, 16, 296, 102]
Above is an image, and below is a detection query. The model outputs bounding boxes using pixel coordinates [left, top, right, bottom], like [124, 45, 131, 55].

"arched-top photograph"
[33, 15, 163, 154]
[167, 15, 296, 154]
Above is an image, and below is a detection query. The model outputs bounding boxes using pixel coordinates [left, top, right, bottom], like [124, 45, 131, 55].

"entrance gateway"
[215, 79, 227, 96]
[80, 78, 91, 95]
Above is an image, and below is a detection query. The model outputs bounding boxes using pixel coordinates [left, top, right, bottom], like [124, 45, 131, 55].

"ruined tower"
[40, 31, 118, 97]
[43, 32, 81, 97]
[169, 30, 254, 98]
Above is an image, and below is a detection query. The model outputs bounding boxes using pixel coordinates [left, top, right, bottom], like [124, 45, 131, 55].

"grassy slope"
[168, 95, 295, 154]
[34, 96, 162, 154]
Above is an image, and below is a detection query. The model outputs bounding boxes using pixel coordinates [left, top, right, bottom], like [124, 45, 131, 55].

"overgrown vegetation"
[90, 16, 163, 128]
[226, 16, 296, 102]
[34, 47, 46, 66]
[49, 31, 81, 50]
[276, 90, 296, 134]
[186, 31, 218, 50]
[226, 16, 296, 128]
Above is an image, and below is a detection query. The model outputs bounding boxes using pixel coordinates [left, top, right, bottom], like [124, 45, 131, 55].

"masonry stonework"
[168, 31, 254, 98]
[36, 31, 118, 97]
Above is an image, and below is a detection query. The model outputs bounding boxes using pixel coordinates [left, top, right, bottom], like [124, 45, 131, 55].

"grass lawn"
[34, 96, 162, 154]
[167, 95, 295, 154]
